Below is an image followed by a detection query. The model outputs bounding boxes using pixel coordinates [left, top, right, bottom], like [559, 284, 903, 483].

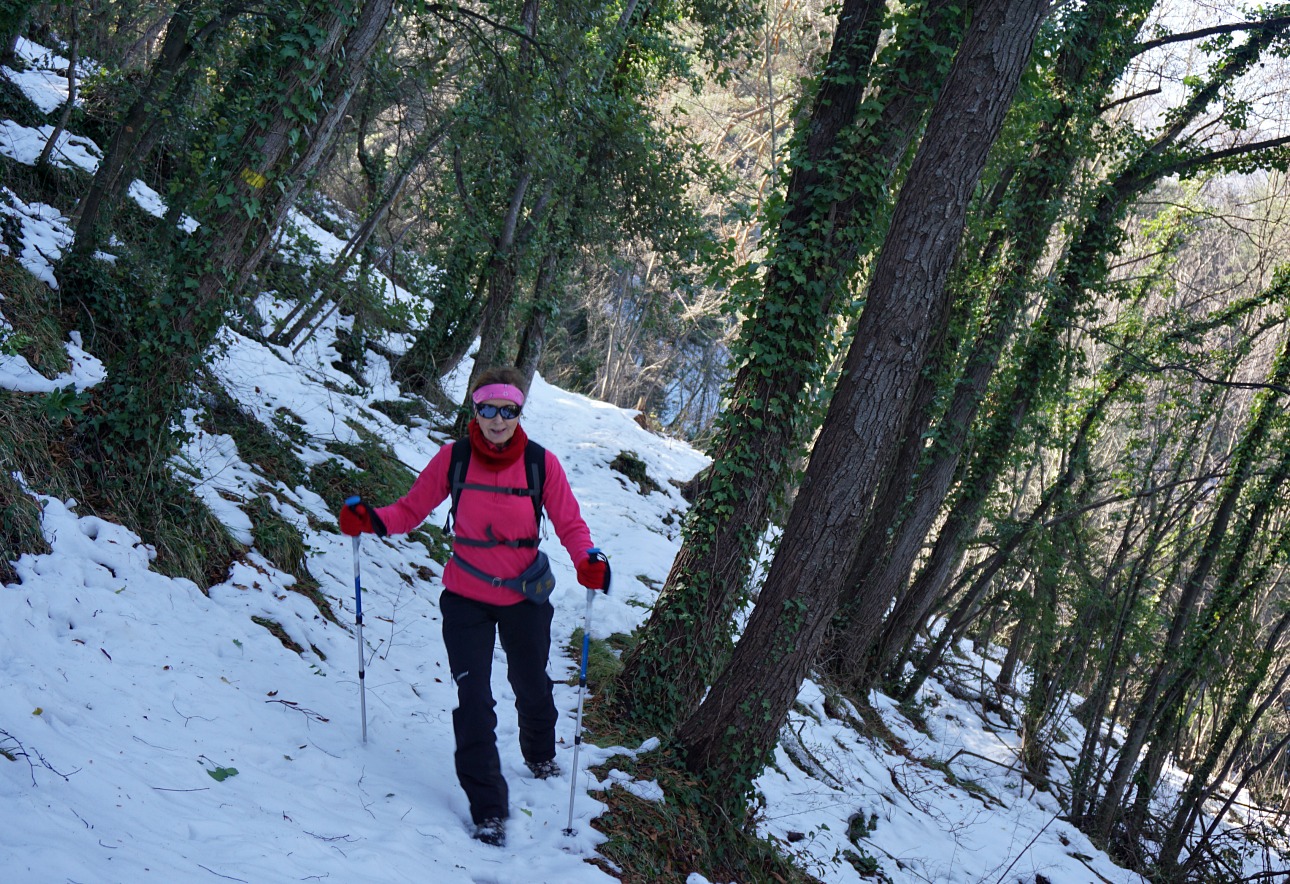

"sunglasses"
[475, 403, 522, 420]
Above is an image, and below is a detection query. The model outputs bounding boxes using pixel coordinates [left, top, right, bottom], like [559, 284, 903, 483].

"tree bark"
[843, 8, 1290, 701]
[36, 3, 76, 170]
[191, 0, 395, 309]
[515, 250, 560, 385]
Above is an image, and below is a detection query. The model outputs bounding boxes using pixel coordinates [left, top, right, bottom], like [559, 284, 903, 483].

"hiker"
[337, 367, 609, 847]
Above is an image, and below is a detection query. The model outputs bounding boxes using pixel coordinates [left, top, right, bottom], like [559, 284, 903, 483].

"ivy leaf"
[207, 766, 240, 782]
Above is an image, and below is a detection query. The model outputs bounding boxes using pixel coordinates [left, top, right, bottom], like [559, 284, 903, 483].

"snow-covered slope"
[4, 38, 1283, 884]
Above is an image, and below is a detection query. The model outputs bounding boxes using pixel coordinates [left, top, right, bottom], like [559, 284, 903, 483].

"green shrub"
[313, 422, 416, 512]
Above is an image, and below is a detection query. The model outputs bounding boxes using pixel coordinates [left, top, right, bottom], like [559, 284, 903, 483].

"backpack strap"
[444, 439, 547, 546]
[525, 440, 546, 531]
[444, 439, 471, 538]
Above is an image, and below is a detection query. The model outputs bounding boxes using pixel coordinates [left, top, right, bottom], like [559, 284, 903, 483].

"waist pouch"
[452, 551, 557, 605]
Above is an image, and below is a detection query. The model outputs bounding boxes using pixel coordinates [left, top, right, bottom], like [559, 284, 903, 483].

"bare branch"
[1134, 16, 1290, 56]
[1097, 87, 1161, 115]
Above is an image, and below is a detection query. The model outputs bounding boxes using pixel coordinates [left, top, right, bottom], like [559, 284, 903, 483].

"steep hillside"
[3, 38, 1286, 884]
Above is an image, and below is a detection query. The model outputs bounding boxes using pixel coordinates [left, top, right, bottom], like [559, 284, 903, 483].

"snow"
[0, 186, 74, 287]
[3, 39, 77, 114]
[2, 41, 1284, 884]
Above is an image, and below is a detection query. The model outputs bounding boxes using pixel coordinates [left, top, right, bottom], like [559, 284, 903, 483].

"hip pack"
[452, 550, 557, 605]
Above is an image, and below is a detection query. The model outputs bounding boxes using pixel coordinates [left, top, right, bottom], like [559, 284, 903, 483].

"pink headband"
[472, 383, 526, 406]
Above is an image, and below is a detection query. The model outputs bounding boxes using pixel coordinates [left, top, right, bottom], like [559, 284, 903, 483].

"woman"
[338, 367, 608, 847]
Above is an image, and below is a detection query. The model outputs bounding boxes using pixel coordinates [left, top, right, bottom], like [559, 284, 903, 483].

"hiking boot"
[473, 817, 505, 847]
[525, 758, 561, 780]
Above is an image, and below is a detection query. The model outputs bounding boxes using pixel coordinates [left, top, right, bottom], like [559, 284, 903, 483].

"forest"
[2, 0, 1290, 880]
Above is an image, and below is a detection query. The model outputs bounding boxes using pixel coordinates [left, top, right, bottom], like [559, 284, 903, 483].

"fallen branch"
[266, 699, 330, 723]
[1, 727, 77, 785]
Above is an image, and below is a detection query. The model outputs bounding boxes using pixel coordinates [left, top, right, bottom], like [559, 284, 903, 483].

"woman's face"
[477, 398, 521, 446]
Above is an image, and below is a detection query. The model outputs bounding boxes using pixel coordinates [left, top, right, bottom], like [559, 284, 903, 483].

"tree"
[615, 0, 970, 733]
[68, 0, 247, 262]
[821, 0, 1159, 690]
[674, 0, 1051, 810]
[836, 4, 1290, 699]
[71, 0, 396, 477]
[392, 0, 755, 415]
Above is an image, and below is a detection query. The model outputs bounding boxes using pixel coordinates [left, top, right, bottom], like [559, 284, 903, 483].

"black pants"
[439, 589, 557, 824]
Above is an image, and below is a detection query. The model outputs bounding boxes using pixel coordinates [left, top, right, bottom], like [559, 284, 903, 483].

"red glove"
[576, 552, 608, 591]
[339, 498, 386, 537]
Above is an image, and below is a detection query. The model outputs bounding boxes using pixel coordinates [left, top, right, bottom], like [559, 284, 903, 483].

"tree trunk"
[76, 0, 395, 470]
[823, 0, 1152, 693]
[676, 0, 1050, 812]
[36, 3, 75, 169]
[1122, 406, 1290, 848]
[515, 250, 560, 386]
[842, 9, 1290, 701]
[615, 0, 962, 733]
[193, 0, 394, 309]
[270, 122, 449, 349]
[392, 238, 486, 396]
[1162, 611, 1290, 878]
[67, 0, 237, 261]
[1090, 318, 1290, 840]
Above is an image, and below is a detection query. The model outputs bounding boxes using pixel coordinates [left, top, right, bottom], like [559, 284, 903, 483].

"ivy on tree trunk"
[675, 0, 1051, 813]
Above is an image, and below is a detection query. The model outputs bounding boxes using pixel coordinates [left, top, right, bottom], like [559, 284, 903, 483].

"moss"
[370, 398, 433, 426]
[251, 615, 306, 655]
[842, 848, 886, 878]
[565, 629, 634, 688]
[200, 383, 307, 490]
[406, 525, 452, 565]
[609, 450, 662, 495]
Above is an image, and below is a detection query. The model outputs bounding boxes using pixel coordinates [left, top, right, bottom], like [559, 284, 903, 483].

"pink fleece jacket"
[375, 440, 593, 605]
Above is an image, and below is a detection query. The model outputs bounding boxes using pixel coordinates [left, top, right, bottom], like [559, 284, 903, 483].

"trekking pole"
[345, 497, 368, 744]
[564, 550, 609, 837]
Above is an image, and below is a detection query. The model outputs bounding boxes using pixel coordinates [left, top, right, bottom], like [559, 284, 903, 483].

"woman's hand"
[576, 549, 609, 591]
[339, 497, 386, 537]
